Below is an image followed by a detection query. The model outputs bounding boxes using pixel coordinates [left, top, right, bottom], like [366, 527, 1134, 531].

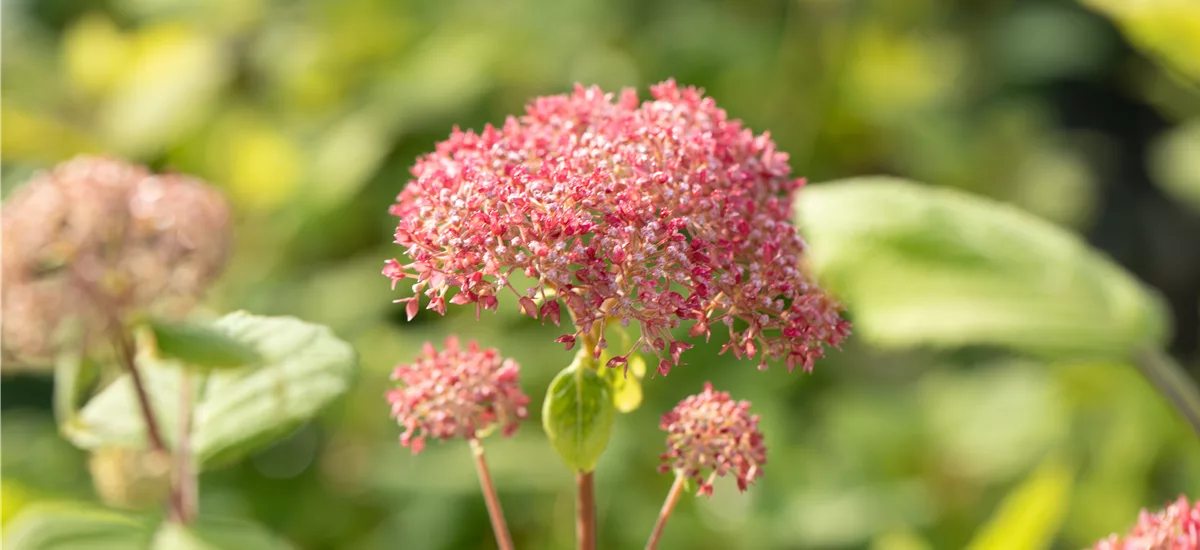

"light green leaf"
[965, 455, 1074, 550]
[62, 312, 358, 469]
[151, 518, 295, 550]
[600, 354, 645, 414]
[1080, 0, 1200, 81]
[53, 324, 96, 430]
[2, 503, 152, 550]
[542, 362, 616, 473]
[795, 177, 1170, 360]
[144, 319, 261, 371]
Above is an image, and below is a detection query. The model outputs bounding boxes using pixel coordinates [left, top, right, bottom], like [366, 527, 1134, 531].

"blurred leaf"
[795, 177, 1170, 360]
[0, 104, 100, 163]
[601, 365, 642, 414]
[1081, 0, 1200, 81]
[2, 504, 152, 550]
[542, 361, 615, 473]
[1149, 120, 1200, 214]
[206, 110, 303, 211]
[63, 312, 358, 469]
[53, 320, 95, 429]
[151, 518, 294, 550]
[192, 312, 358, 467]
[143, 318, 262, 371]
[965, 455, 1073, 550]
[62, 13, 132, 98]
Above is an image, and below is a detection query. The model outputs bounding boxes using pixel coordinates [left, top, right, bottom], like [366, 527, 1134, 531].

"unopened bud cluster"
[2, 156, 231, 366]
[658, 382, 766, 497]
[387, 337, 530, 454]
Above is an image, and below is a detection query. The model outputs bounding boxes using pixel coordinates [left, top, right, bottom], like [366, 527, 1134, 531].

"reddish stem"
[470, 438, 514, 550]
[576, 471, 596, 550]
[644, 473, 686, 550]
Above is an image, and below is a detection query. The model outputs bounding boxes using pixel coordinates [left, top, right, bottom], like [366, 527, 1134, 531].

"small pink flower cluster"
[658, 382, 766, 497]
[387, 337, 530, 454]
[1092, 496, 1199, 550]
[385, 80, 849, 375]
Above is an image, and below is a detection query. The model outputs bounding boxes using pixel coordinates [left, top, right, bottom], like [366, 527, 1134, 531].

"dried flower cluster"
[1, 156, 232, 366]
[387, 337, 530, 454]
[1092, 496, 1199, 550]
[658, 382, 765, 497]
[384, 80, 849, 375]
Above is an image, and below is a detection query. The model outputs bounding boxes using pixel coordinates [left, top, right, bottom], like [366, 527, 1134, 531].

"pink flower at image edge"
[1091, 496, 1200, 550]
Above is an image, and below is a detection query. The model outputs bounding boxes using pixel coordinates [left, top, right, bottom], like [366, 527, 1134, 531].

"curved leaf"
[144, 319, 261, 371]
[2, 504, 152, 550]
[965, 455, 1074, 550]
[152, 518, 295, 550]
[61, 312, 358, 470]
[795, 177, 1170, 360]
[542, 363, 616, 473]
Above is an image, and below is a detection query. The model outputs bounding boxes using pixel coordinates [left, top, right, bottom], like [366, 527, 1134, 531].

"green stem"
[1133, 348, 1200, 437]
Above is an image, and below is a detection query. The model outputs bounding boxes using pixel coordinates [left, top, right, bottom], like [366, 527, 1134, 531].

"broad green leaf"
[1080, 0, 1200, 81]
[62, 312, 358, 469]
[151, 518, 295, 550]
[2, 503, 153, 550]
[795, 177, 1170, 360]
[965, 455, 1074, 550]
[144, 318, 261, 370]
[193, 312, 357, 466]
[542, 363, 616, 473]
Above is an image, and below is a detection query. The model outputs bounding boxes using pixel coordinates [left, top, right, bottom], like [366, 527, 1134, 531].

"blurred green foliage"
[3, 0, 1200, 549]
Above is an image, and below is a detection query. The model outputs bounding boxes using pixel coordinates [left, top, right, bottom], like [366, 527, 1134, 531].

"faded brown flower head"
[385, 80, 849, 376]
[1091, 496, 1199, 550]
[387, 336, 530, 454]
[1, 156, 232, 367]
[659, 382, 766, 497]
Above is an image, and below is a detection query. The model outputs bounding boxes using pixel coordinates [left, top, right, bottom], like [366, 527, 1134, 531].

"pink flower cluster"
[658, 382, 766, 497]
[384, 80, 849, 375]
[1092, 496, 1199, 550]
[387, 337, 530, 454]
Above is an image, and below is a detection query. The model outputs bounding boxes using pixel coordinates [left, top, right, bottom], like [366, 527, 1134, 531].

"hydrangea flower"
[658, 382, 765, 497]
[1, 156, 231, 367]
[387, 337, 530, 454]
[384, 80, 849, 375]
[1091, 496, 1199, 550]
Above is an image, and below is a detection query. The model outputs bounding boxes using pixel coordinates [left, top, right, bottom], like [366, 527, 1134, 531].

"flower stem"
[469, 438, 514, 550]
[576, 471, 597, 550]
[169, 369, 197, 524]
[644, 473, 685, 550]
[113, 327, 167, 453]
[1133, 348, 1200, 437]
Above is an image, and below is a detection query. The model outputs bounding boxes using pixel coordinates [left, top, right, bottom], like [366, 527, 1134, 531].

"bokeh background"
[4, 0, 1200, 548]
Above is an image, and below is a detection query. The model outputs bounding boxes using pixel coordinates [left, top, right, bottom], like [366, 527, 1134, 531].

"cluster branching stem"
[469, 438, 514, 550]
[644, 473, 686, 550]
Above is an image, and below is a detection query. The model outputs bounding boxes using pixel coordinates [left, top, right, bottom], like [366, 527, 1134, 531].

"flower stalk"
[576, 471, 596, 550]
[644, 473, 686, 550]
[469, 438, 514, 550]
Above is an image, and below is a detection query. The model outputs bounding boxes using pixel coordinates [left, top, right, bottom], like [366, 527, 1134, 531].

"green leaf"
[151, 518, 295, 550]
[795, 177, 1170, 360]
[2, 503, 153, 550]
[53, 347, 96, 431]
[542, 362, 616, 473]
[965, 455, 1074, 550]
[1080, 0, 1200, 81]
[62, 312, 358, 469]
[144, 319, 262, 371]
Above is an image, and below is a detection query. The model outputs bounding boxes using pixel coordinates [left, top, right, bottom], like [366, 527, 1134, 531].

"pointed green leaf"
[144, 319, 261, 371]
[542, 363, 616, 473]
[61, 312, 358, 470]
[600, 360, 644, 414]
[965, 455, 1073, 550]
[152, 518, 295, 550]
[2, 504, 153, 550]
[795, 177, 1170, 360]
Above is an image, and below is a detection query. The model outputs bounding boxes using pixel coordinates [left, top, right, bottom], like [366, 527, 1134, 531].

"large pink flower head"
[1091, 496, 1199, 550]
[384, 80, 849, 375]
[387, 336, 530, 454]
[658, 382, 766, 497]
